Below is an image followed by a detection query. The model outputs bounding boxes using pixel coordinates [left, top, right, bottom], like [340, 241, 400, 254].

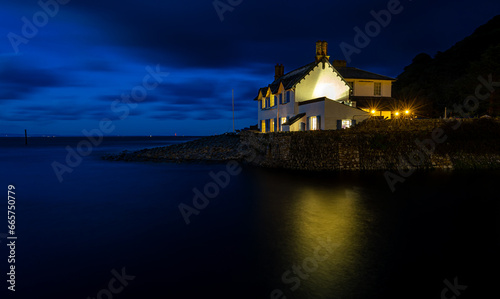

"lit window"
[281, 117, 287, 125]
[342, 119, 352, 129]
[270, 95, 275, 107]
[261, 120, 266, 133]
[310, 116, 317, 130]
[374, 82, 381, 96]
[261, 98, 266, 109]
[270, 118, 275, 132]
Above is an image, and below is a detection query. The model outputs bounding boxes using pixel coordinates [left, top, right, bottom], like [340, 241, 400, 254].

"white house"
[333, 60, 397, 119]
[254, 41, 397, 132]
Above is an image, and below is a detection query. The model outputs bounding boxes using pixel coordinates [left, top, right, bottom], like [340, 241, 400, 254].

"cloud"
[1, 0, 498, 135]
[0, 59, 64, 101]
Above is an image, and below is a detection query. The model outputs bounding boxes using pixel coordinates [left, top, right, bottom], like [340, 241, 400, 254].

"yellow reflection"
[294, 188, 358, 246]
[286, 187, 363, 293]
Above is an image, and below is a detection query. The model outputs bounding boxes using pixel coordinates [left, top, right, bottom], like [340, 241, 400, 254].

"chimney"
[315, 40, 330, 62]
[332, 59, 347, 68]
[274, 64, 284, 80]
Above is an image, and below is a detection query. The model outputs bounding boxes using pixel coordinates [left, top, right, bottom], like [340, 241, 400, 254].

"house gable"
[294, 59, 351, 103]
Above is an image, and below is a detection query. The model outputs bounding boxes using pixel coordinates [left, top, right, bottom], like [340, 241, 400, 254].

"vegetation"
[393, 15, 500, 117]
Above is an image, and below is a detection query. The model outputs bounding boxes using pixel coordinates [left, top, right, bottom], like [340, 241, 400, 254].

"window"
[270, 95, 275, 107]
[270, 118, 275, 132]
[280, 117, 287, 131]
[308, 116, 320, 130]
[310, 116, 318, 130]
[374, 82, 381, 96]
[261, 120, 266, 133]
[285, 90, 293, 103]
[342, 119, 352, 129]
[261, 98, 266, 109]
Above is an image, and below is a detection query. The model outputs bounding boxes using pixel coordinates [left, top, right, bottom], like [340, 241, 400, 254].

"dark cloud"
[83, 60, 120, 73]
[150, 111, 189, 121]
[97, 94, 161, 104]
[2, 0, 499, 135]
[0, 61, 63, 100]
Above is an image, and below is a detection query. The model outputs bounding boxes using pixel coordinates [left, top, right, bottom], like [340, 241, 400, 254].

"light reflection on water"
[249, 166, 499, 298]
[252, 170, 380, 298]
[0, 138, 498, 298]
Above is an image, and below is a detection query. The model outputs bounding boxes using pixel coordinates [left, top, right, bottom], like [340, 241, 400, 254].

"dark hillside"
[394, 15, 500, 117]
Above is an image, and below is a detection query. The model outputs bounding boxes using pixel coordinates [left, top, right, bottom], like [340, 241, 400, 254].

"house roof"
[254, 59, 395, 101]
[254, 60, 321, 100]
[283, 113, 306, 126]
[269, 61, 318, 92]
[299, 97, 369, 113]
[258, 87, 269, 96]
[335, 67, 396, 81]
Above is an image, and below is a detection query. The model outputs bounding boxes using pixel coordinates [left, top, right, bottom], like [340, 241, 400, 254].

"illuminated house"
[333, 60, 397, 119]
[255, 41, 396, 132]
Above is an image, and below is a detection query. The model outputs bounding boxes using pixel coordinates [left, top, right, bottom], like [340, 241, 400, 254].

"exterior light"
[395, 112, 399, 116]
[371, 110, 376, 114]
[405, 110, 409, 114]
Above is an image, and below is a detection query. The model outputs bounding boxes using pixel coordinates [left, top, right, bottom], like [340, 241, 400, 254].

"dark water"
[0, 137, 498, 298]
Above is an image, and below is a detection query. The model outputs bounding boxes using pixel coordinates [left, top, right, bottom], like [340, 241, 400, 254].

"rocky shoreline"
[103, 119, 500, 171]
[102, 133, 244, 163]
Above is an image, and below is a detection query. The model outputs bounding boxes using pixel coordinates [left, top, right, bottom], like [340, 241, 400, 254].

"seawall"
[239, 119, 500, 171]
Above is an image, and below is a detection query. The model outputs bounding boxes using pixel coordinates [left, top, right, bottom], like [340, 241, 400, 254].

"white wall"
[351, 80, 392, 97]
[295, 63, 350, 103]
[258, 95, 296, 131]
[297, 101, 325, 129]
[294, 99, 371, 131]
[323, 100, 370, 129]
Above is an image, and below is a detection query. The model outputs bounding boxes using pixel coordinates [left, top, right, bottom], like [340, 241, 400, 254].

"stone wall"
[240, 118, 500, 171]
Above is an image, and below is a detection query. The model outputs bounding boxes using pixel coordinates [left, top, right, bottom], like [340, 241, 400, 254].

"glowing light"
[395, 112, 399, 116]
[371, 110, 376, 114]
[405, 110, 410, 114]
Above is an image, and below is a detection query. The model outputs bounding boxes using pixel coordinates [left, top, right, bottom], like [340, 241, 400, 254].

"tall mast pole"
[232, 89, 235, 132]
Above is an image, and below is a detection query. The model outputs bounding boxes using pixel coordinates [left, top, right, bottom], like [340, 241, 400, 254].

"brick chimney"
[332, 59, 347, 68]
[274, 64, 284, 80]
[315, 40, 330, 62]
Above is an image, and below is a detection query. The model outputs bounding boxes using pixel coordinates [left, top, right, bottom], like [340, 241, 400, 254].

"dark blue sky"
[0, 0, 499, 136]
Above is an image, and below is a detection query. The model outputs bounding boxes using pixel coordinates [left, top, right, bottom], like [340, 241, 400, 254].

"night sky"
[1, 0, 498, 136]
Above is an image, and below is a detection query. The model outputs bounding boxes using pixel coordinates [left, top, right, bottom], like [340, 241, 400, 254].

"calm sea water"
[0, 137, 498, 298]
